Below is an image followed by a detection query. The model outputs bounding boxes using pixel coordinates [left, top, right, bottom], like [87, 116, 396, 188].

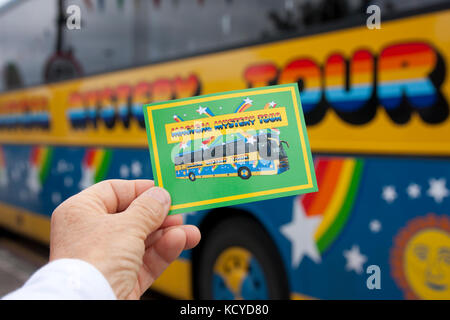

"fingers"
[160, 214, 183, 229]
[145, 224, 201, 250]
[122, 186, 171, 236]
[136, 223, 200, 296]
[78, 179, 155, 213]
[138, 228, 188, 292]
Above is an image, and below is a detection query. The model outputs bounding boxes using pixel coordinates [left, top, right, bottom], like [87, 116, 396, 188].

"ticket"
[143, 83, 318, 214]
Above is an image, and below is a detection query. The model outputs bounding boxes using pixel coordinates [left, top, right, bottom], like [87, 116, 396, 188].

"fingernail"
[145, 187, 170, 206]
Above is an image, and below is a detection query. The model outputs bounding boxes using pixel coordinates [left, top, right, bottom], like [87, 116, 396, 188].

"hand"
[49, 179, 201, 300]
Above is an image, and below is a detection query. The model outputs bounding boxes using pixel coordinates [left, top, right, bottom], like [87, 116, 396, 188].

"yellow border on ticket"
[146, 86, 313, 211]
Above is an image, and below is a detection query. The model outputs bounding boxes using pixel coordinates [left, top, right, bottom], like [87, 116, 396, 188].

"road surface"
[0, 229, 167, 299]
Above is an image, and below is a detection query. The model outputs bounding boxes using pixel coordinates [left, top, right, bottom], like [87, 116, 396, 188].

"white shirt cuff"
[2, 259, 116, 300]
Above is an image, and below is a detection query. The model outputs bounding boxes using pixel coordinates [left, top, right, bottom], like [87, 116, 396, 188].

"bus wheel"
[189, 172, 196, 181]
[238, 166, 251, 180]
[195, 216, 289, 300]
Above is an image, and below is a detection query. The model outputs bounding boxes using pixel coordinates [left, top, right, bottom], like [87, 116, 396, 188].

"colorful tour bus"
[174, 131, 290, 181]
[0, 0, 449, 299]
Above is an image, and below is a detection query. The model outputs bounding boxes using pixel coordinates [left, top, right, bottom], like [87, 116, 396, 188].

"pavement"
[0, 230, 47, 297]
[0, 228, 167, 300]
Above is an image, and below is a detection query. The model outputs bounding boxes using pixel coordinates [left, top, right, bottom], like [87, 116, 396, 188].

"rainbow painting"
[269, 128, 280, 135]
[179, 139, 192, 152]
[202, 136, 216, 147]
[173, 114, 184, 122]
[301, 157, 364, 253]
[264, 101, 277, 109]
[30, 146, 53, 185]
[197, 106, 215, 117]
[234, 98, 253, 113]
[82, 148, 112, 183]
[0, 146, 5, 170]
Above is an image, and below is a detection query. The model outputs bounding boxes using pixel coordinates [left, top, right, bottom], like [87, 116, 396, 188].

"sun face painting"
[143, 84, 317, 215]
[391, 214, 450, 300]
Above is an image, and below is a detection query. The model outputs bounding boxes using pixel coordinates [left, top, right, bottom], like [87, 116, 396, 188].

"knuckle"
[131, 197, 165, 226]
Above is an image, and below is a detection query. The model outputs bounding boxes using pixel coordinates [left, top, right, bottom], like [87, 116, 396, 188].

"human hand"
[49, 179, 201, 300]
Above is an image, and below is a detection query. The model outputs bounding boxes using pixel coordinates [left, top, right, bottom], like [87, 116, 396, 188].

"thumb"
[123, 187, 171, 235]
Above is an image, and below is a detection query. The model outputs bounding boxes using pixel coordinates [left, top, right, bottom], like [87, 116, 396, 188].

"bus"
[174, 131, 290, 181]
[0, 0, 449, 300]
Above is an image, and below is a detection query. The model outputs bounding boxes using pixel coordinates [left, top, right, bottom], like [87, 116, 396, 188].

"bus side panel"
[0, 145, 153, 235]
[0, 145, 449, 299]
[231, 156, 450, 300]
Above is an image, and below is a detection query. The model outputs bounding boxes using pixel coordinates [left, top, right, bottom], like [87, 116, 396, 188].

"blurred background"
[0, 0, 449, 300]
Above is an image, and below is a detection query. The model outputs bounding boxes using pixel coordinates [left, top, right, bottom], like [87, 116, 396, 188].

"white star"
[246, 136, 256, 145]
[131, 161, 142, 177]
[51, 192, 61, 205]
[201, 144, 209, 151]
[369, 220, 382, 233]
[343, 245, 367, 274]
[280, 198, 322, 268]
[180, 141, 189, 150]
[269, 101, 276, 107]
[427, 178, 449, 203]
[183, 114, 187, 117]
[406, 183, 421, 199]
[64, 176, 73, 188]
[196, 106, 207, 115]
[382, 185, 397, 203]
[0, 171, 7, 187]
[243, 97, 253, 105]
[119, 165, 129, 178]
[11, 168, 20, 181]
[56, 160, 71, 173]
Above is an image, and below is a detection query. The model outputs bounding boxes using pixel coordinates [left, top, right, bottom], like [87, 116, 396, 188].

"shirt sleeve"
[2, 258, 116, 300]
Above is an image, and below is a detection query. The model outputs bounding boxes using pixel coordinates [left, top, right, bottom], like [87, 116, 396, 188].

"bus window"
[182, 153, 191, 165]
[214, 145, 225, 158]
[248, 140, 257, 153]
[202, 149, 210, 161]
[236, 139, 247, 155]
[0, 0, 57, 91]
[174, 154, 184, 165]
[225, 142, 235, 157]
[279, 142, 288, 159]
[3, 0, 448, 92]
[193, 150, 203, 162]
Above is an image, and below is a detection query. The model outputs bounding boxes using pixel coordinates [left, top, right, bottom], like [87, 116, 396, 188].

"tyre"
[195, 216, 289, 300]
[237, 166, 251, 180]
[189, 172, 196, 181]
